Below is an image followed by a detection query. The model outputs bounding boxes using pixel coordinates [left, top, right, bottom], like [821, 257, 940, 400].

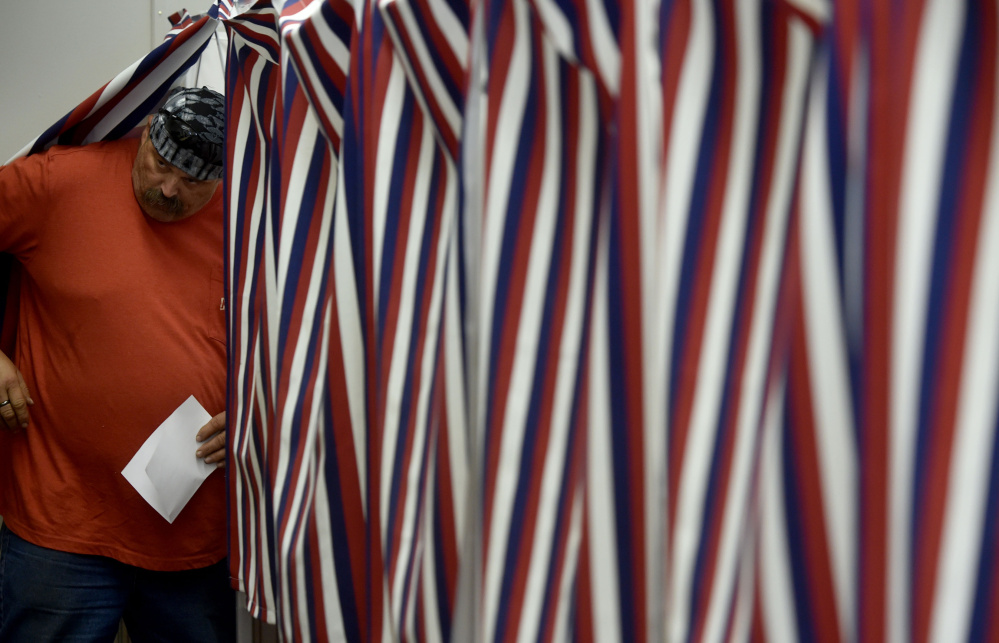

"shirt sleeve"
[0, 150, 54, 261]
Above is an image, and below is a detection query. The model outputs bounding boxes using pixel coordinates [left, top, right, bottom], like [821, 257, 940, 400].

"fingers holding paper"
[123, 396, 216, 523]
[196, 411, 226, 468]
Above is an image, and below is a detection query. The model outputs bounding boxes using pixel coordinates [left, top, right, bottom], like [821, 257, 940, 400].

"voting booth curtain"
[13, 0, 999, 641]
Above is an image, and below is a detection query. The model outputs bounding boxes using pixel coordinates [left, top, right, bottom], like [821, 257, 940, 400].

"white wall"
[0, 0, 199, 161]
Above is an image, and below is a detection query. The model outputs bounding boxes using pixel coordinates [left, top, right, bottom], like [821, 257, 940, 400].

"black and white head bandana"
[148, 87, 225, 181]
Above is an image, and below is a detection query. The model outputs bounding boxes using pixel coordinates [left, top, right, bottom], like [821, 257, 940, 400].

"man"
[0, 87, 233, 642]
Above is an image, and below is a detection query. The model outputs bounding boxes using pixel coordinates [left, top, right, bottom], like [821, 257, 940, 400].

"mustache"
[142, 188, 183, 214]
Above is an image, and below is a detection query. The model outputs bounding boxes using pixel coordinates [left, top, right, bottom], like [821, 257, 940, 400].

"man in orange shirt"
[0, 87, 233, 642]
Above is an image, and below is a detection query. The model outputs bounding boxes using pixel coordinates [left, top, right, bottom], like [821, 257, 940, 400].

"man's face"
[131, 124, 220, 223]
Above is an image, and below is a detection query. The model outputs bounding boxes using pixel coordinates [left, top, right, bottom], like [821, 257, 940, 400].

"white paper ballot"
[122, 395, 215, 523]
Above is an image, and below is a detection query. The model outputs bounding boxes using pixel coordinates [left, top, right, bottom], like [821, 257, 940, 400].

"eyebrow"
[151, 148, 204, 183]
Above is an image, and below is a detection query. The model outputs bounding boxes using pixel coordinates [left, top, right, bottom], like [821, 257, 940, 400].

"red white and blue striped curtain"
[222, 3, 361, 640]
[13, 0, 999, 640]
[772, 1, 999, 642]
[7, 2, 235, 162]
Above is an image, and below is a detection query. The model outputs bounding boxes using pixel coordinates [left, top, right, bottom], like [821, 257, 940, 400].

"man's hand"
[196, 411, 227, 468]
[0, 351, 33, 431]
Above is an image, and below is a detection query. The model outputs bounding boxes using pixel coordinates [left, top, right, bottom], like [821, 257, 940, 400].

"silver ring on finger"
[0, 400, 10, 408]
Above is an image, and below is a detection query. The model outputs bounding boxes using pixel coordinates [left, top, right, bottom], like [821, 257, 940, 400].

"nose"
[159, 175, 181, 198]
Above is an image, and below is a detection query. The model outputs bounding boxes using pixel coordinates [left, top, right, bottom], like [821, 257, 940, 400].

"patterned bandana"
[148, 87, 225, 181]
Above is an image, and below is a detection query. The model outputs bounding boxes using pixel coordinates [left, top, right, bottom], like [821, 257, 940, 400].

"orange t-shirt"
[0, 139, 227, 571]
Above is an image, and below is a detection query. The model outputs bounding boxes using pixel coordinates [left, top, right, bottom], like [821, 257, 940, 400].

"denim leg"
[122, 560, 235, 643]
[0, 523, 128, 642]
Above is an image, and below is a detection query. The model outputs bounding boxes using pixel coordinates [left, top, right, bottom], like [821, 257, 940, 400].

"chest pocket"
[207, 267, 226, 344]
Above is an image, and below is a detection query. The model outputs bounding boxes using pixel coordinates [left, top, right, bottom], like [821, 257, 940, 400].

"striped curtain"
[773, 1, 999, 642]
[7, 2, 235, 162]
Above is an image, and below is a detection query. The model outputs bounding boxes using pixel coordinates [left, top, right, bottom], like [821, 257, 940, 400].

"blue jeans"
[0, 524, 235, 642]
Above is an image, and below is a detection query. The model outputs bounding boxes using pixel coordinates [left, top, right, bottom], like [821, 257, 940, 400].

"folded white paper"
[122, 395, 215, 523]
